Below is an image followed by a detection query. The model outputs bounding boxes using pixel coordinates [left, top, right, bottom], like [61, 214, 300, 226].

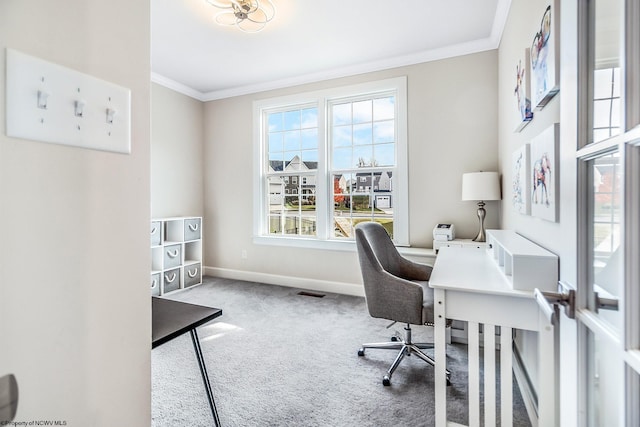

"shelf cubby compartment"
[151, 273, 161, 296]
[151, 247, 164, 272]
[162, 267, 181, 294]
[183, 262, 202, 289]
[184, 240, 202, 264]
[151, 221, 162, 246]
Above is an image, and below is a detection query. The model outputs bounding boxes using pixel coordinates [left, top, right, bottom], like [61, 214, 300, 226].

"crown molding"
[152, 38, 496, 102]
[152, 0, 511, 102]
[491, 0, 512, 47]
[151, 72, 207, 101]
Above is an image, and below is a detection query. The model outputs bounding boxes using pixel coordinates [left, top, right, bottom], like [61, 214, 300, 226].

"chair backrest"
[355, 222, 425, 324]
[354, 222, 404, 278]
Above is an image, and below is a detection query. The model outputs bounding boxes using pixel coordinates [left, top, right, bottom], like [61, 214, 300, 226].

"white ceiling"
[151, 0, 511, 101]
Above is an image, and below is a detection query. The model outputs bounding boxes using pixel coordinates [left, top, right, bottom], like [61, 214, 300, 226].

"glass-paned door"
[577, 0, 640, 425]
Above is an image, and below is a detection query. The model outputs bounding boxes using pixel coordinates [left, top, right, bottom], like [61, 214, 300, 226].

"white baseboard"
[203, 266, 365, 297]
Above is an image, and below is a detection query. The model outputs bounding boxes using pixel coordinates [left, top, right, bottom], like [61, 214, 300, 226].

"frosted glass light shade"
[206, 0, 276, 33]
[462, 172, 501, 201]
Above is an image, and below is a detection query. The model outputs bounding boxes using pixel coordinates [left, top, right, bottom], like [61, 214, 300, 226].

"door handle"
[0, 373, 18, 423]
[595, 291, 619, 312]
[534, 281, 576, 320]
[536, 282, 619, 319]
[534, 288, 557, 323]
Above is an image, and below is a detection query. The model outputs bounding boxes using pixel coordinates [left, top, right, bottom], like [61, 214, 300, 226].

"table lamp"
[462, 171, 501, 242]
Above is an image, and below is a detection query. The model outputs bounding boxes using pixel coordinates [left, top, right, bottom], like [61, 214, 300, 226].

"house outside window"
[254, 77, 408, 248]
[593, 67, 620, 143]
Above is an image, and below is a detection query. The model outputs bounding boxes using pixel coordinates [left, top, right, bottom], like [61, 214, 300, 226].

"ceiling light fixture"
[206, 0, 276, 33]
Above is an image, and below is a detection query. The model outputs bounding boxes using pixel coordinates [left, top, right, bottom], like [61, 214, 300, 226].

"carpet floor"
[152, 276, 531, 427]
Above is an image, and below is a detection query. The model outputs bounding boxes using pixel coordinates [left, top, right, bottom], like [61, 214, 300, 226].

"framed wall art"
[514, 49, 533, 132]
[530, 123, 559, 222]
[512, 144, 531, 215]
[530, 0, 560, 109]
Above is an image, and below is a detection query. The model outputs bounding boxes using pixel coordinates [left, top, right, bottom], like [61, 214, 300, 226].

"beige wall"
[0, 1, 151, 425]
[202, 51, 499, 291]
[498, 0, 578, 420]
[498, 1, 577, 286]
[151, 83, 204, 218]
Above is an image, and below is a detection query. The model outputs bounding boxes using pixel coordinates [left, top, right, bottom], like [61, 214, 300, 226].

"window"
[593, 67, 621, 143]
[254, 77, 408, 248]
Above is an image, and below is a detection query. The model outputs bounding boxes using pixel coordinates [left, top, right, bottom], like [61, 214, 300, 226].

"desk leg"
[190, 329, 222, 427]
[484, 324, 496, 426]
[500, 327, 513, 427]
[434, 288, 447, 427]
[468, 322, 480, 427]
[537, 313, 558, 427]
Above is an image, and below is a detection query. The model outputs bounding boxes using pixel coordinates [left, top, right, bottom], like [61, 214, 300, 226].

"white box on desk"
[433, 239, 486, 254]
[486, 230, 558, 292]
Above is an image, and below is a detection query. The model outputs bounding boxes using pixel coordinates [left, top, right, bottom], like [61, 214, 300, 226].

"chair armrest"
[366, 270, 425, 326]
[396, 256, 432, 281]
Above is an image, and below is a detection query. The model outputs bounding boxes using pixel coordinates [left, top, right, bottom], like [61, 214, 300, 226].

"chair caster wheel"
[382, 376, 391, 386]
[357, 348, 365, 356]
[391, 336, 398, 342]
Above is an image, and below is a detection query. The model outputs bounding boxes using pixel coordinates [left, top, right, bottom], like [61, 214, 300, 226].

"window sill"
[253, 235, 356, 252]
[252, 235, 436, 260]
[398, 246, 436, 259]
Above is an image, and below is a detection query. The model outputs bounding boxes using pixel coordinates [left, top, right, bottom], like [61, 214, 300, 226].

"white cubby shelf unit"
[485, 229, 558, 292]
[150, 217, 203, 296]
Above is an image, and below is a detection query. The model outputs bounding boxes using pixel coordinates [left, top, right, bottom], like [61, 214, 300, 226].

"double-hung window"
[264, 104, 319, 237]
[254, 77, 408, 248]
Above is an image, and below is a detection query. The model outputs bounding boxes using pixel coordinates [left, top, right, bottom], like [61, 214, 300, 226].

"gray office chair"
[354, 221, 450, 386]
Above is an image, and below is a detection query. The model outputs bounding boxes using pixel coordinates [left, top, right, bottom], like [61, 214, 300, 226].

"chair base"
[358, 324, 451, 386]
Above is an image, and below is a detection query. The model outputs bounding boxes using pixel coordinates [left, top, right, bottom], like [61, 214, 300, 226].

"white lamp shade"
[462, 172, 501, 201]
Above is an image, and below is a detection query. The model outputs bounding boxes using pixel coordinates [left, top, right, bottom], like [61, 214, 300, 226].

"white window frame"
[253, 76, 409, 250]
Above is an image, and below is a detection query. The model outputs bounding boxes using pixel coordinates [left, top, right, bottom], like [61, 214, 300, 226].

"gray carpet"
[152, 276, 531, 427]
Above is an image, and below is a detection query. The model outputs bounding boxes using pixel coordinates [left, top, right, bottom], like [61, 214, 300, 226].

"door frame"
[574, 0, 640, 425]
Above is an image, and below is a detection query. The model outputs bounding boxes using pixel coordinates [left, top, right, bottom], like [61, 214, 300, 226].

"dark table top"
[152, 297, 223, 349]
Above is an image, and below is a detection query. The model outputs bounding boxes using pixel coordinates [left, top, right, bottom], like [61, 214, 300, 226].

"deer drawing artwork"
[532, 152, 551, 206]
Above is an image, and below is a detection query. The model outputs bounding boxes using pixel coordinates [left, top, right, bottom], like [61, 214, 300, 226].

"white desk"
[429, 247, 557, 427]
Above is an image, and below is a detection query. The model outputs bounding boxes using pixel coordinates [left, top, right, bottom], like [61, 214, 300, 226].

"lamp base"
[472, 201, 487, 242]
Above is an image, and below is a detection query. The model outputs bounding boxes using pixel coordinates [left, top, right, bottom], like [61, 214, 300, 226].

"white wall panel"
[0, 1, 151, 425]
